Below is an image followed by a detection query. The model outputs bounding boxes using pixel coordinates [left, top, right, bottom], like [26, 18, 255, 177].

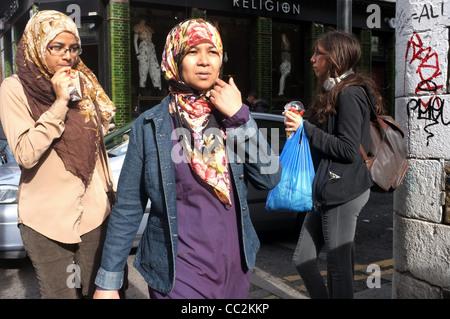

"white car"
[0, 112, 299, 259]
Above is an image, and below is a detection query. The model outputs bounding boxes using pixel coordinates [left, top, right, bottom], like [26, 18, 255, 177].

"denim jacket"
[95, 96, 282, 294]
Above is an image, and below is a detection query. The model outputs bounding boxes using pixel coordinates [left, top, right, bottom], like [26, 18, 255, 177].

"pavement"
[248, 265, 393, 299]
[123, 256, 393, 299]
[249, 267, 308, 299]
[0, 253, 392, 299]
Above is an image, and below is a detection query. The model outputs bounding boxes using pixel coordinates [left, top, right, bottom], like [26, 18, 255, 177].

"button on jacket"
[95, 96, 282, 293]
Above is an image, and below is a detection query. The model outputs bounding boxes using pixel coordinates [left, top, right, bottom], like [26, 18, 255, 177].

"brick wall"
[304, 23, 324, 107]
[1, 33, 13, 79]
[359, 29, 372, 77]
[109, 0, 131, 126]
[255, 17, 272, 109]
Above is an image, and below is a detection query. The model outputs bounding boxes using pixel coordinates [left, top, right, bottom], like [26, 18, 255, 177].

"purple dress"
[148, 107, 251, 299]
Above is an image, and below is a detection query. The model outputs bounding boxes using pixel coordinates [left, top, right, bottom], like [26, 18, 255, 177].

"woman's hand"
[51, 66, 72, 105]
[210, 77, 242, 118]
[283, 109, 303, 133]
[93, 289, 120, 299]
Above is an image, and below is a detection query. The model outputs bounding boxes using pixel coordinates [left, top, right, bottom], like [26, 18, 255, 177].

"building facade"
[0, 0, 395, 126]
[394, 0, 450, 299]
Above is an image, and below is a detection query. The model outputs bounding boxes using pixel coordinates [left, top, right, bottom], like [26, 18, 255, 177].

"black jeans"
[292, 189, 370, 299]
[19, 220, 108, 299]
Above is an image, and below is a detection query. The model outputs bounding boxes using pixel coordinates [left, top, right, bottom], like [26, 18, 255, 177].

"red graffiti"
[405, 32, 443, 94]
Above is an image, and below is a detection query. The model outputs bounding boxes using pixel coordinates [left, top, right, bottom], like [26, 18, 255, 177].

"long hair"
[306, 30, 384, 124]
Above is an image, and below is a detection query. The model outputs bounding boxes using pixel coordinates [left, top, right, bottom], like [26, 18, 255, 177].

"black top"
[303, 85, 373, 206]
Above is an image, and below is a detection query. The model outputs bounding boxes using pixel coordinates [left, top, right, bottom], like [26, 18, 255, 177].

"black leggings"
[292, 189, 370, 299]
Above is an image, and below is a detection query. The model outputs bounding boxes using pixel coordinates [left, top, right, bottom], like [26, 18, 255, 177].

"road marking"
[281, 259, 393, 294]
[354, 259, 393, 271]
[252, 267, 309, 299]
[258, 240, 393, 298]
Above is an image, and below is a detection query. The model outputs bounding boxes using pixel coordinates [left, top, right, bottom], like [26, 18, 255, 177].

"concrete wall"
[394, 0, 450, 299]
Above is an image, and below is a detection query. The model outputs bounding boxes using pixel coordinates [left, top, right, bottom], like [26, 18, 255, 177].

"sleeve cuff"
[221, 104, 249, 129]
[94, 267, 124, 290]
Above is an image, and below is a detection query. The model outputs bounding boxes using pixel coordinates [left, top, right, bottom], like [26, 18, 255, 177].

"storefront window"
[371, 35, 385, 57]
[130, 6, 186, 112]
[207, 14, 250, 99]
[130, 6, 251, 113]
[272, 21, 306, 110]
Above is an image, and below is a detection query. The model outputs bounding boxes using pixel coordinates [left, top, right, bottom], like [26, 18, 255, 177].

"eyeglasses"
[47, 45, 82, 56]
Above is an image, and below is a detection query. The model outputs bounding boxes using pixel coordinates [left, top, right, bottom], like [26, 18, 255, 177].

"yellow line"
[263, 295, 278, 299]
[295, 285, 308, 292]
[283, 259, 393, 283]
[355, 268, 393, 280]
[283, 275, 300, 282]
[281, 259, 393, 296]
[355, 259, 393, 271]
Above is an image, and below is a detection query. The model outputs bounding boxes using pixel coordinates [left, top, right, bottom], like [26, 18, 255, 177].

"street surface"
[0, 191, 393, 299]
[251, 190, 393, 299]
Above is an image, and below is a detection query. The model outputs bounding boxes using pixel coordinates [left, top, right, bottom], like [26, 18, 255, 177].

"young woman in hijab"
[0, 10, 116, 298]
[284, 30, 384, 299]
[94, 18, 282, 299]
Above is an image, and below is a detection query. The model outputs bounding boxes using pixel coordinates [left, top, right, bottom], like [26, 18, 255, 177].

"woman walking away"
[284, 30, 384, 299]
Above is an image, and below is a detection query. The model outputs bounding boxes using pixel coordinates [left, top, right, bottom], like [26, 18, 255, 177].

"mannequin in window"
[278, 33, 291, 96]
[133, 20, 161, 95]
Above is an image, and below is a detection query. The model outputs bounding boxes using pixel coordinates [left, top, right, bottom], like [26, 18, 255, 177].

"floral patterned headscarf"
[15, 10, 116, 184]
[161, 19, 232, 206]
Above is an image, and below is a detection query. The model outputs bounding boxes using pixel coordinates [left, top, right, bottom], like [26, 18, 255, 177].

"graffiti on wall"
[406, 96, 450, 145]
[396, 2, 446, 34]
[405, 32, 449, 145]
[405, 33, 442, 95]
[411, 2, 445, 24]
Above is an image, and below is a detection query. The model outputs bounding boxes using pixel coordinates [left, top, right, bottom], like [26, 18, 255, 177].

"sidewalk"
[249, 267, 308, 299]
[248, 266, 393, 299]
[125, 255, 393, 299]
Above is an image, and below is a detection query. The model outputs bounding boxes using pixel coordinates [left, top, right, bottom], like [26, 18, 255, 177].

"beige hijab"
[16, 10, 116, 184]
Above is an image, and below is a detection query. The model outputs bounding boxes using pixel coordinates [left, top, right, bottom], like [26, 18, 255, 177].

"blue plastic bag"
[265, 120, 315, 212]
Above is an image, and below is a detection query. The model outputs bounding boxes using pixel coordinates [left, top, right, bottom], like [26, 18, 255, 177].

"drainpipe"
[337, 0, 352, 33]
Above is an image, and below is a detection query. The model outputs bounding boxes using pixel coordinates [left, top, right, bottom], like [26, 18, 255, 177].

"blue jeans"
[292, 189, 370, 299]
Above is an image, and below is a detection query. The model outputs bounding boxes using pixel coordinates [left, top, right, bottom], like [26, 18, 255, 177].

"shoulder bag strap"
[358, 86, 374, 160]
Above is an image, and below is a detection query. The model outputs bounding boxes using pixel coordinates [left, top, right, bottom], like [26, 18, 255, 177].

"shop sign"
[38, 0, 100, 20]
[232, 0, 300, 15]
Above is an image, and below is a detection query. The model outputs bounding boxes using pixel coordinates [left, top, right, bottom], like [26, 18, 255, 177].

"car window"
[105, 121, 133, 151]
[255, 119, 287, 156]
[108, 140, 129, 157]
[104, 118, 287, 156]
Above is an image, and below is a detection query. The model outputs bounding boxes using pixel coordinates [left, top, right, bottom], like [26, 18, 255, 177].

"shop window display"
[272, 22, 306, 111]
[133, 19, 162, 95]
